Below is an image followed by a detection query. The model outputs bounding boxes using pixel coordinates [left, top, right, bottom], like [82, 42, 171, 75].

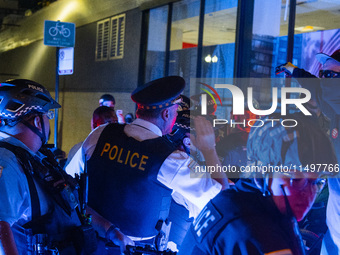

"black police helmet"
[0, 79, 60, 122]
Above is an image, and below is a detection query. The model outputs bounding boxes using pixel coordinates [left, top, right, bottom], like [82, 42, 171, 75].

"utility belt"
[105, 243, 177, 255]
[26, 231, 60, 255]
[13, 223, 97, 255]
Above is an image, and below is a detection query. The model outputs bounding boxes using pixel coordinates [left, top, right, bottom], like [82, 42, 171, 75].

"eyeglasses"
[43, 110, 55, 120]
[289, 178, 326, 193]
[279, 172, 326, 193]
[319, 70, 340, 78]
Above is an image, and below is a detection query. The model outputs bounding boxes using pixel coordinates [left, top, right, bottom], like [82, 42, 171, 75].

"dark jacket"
[179, 180, 303, 255]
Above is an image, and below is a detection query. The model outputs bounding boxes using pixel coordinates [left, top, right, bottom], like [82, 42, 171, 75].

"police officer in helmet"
[0, 79, 80, 254]
[0, 79, 128, 254]
[179, 114, 338, 255]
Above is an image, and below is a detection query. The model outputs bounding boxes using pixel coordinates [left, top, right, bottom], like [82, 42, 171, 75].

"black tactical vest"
[87, 123, 176, 237]
[0, 142, 86, 255]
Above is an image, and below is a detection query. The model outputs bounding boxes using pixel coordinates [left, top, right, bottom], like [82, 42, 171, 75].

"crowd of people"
[0, 49, 339, 255]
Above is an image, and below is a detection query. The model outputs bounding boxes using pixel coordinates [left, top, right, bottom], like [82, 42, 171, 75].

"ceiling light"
[295, 25, 325, 32]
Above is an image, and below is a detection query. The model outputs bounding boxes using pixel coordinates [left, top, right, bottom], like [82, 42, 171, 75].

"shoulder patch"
[192, 202, 222, 243]
[265, 249, 293, 255]
[0, 166, 3, 178]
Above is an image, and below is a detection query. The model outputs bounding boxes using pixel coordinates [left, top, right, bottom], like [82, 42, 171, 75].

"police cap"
[131, 76, 185, 110]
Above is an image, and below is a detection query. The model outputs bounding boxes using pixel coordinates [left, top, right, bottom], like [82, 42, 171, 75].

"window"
[169, 0, 200, 92]
[96, 19, 110, 61]
[110, 14, 125, 59]
[95, 14, 125, 61]
[145, 6, 169, 82]
[96, 18, 110, 61]
[201, 0, 237, 79]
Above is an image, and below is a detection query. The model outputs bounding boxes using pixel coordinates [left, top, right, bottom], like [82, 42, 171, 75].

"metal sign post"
[44, 20, 75, 148]
[55, 47, 60, 148]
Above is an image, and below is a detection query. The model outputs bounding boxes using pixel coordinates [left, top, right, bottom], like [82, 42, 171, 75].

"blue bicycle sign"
[44, 20, 75, 47]
[49, 23, 71, 38]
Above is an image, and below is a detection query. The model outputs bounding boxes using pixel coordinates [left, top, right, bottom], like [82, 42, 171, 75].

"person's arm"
[65, 125, 107, 177]
[157, 117, 226, 211]
[86, 207, 134, 253]
[191, 116, 229, 190]
[0, 221, 19, 255]
[276, 62, 316, 78]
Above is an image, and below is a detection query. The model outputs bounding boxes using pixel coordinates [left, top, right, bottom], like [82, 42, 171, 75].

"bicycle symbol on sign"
[49, 23, 71, 38]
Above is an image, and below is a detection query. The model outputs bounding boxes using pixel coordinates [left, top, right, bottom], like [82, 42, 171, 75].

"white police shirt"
[66, 118, 221, 216]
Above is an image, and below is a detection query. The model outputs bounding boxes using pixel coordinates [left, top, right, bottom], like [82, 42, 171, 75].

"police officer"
[179, 114, 338, 255]
[0, 79, 127, 254]
[66, 76, 227, 246]
[277, 50, 340, 254]
[0, 79, 84, 254]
